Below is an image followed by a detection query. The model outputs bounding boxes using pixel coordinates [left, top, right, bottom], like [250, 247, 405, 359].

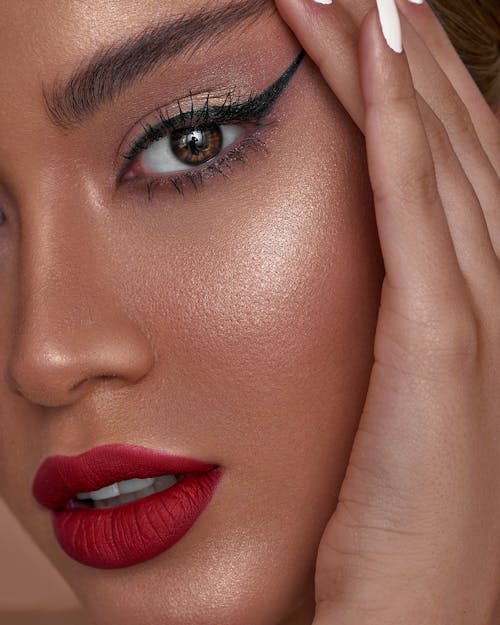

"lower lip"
[51, 469, 221, 569]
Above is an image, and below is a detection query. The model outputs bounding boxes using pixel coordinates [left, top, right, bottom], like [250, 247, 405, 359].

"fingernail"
[311, 0, 333, 4]
[407, 0, 424, 4]
[375, 0, 403, 53]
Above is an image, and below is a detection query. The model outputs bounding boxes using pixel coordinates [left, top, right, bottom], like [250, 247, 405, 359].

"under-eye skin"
[119, 51, 305, 198]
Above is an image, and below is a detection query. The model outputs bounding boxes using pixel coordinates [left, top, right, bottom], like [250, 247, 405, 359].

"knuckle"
[378, 294, 480, 375]
[447, 95, 476, 140]
[436, 310, 479, 365]
[426, 116, 452, 160]
[390, 90, 418, 110]
[399, 164, 440, 209]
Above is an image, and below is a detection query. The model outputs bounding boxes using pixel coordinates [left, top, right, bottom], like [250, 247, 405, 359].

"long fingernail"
[376, 0, 403, 53]
[312, 0, 333, 4]
[407, 0, 424, 4]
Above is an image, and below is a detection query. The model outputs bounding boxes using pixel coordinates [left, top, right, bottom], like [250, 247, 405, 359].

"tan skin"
[0, 1, 498, 625]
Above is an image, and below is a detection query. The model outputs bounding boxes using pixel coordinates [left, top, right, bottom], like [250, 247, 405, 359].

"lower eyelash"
[120, 52, 304, 199]
[137, 133, 269, 201]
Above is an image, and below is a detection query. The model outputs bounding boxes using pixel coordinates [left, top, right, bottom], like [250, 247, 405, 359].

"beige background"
[0, 498, 90, 624]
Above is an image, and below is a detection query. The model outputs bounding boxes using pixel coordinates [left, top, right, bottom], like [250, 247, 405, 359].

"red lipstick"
[32, 444, 221, 569]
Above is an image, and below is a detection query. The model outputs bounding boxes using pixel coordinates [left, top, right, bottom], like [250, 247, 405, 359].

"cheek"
[142, 78, 384, 466]
[0, 62, 384, 625]
[76, 78, 383, 624]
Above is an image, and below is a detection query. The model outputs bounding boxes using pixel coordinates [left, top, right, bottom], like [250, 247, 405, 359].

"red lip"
[32, 444, 222, 569]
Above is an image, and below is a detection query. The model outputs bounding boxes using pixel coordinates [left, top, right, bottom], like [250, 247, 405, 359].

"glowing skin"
[0, 1, 383, 624]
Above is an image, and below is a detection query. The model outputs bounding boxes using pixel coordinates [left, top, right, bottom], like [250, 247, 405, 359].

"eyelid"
[116, 51, 305, 195]
[116, 50, 305, 179]
[124, 97, 250, 162]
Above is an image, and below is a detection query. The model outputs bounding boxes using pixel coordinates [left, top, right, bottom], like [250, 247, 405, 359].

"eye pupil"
[171, 124, 222, 165]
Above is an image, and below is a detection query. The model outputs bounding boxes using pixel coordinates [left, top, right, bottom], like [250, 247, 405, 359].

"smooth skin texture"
[274, 0, 500, 623]
[0, 2, 383, 625]
[0, 1, 499, 625]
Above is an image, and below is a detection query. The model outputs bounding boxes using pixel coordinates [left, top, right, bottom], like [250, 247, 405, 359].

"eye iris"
[170, 124, 223, 165]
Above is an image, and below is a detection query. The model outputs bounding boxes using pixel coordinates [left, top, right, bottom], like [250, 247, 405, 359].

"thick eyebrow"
[43, 0, 274, 128]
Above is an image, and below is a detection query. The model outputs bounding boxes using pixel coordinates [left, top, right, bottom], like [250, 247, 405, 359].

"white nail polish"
[407, 0, 424, 4]
[376, 0, 403, 53]
[312, 0, 333, 4]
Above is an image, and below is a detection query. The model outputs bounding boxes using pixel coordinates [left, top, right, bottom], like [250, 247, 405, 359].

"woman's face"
[0, 1, 384, 624]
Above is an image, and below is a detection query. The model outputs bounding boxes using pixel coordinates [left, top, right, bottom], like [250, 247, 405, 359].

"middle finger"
[274, 0, 498, 290]
[341, 0, 500, 252]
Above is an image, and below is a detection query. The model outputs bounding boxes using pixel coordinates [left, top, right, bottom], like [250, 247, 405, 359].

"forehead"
[0, 0, 271, 75]
[0, 0, 280, 146]
[0, 0, 293, 199]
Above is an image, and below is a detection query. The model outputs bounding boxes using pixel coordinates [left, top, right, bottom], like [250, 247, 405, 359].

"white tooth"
[76, 492, 92, 500]
[75, 474, 178, 505]
[154, 475, 177, 492]
[89, 482, 120, 501]
[117, 477, 155, 495]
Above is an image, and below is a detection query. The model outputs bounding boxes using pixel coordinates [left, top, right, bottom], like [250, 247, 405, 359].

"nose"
[6, 207, 154, 409]
[7, 317, 154, 408]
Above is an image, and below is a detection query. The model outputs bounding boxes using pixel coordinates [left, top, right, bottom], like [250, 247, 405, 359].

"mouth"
[70, 473, 185, 509]
[32, 444, 222, 569]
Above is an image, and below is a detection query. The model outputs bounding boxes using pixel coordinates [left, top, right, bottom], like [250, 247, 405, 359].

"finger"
[339, 0, 500, 170]
[340, 0, 500, 253]
[397, 2, 500, 254]
[274, 0, 365, 130]
[276, 0, 499, 278]
[415, 96, 499, 296]
[396, 0, 500, 173]
[360, 5, 463, 297]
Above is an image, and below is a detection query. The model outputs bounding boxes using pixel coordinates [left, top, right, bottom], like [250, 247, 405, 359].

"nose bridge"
[7, 191, 153, 407]
[18, 193, 100, 328]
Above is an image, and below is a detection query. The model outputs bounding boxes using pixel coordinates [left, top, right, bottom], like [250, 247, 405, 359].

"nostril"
[5, 370, 24, 398]
[68, 373, 121, 393]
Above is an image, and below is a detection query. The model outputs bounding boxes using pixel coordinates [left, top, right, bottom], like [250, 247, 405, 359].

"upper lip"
[32, 443, 218, 511]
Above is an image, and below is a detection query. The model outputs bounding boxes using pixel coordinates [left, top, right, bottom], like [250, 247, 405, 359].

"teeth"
[94, 484, 157, 509]
[76, 483, 119, 501]
[117, 477, 155, 495]
[75, 474, 179, 506]
[153, 475, 177, 492]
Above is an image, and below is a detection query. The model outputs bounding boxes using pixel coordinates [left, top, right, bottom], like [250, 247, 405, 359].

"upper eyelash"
[122, 93, 258, 165]
[120, 51, 305, 172]
[117, 51, 305, 198]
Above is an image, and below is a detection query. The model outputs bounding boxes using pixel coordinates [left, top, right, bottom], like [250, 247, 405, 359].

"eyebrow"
[43, 0, 275, 128]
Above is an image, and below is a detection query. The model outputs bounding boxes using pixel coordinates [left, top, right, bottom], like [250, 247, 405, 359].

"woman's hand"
[273, 1, 500, 623]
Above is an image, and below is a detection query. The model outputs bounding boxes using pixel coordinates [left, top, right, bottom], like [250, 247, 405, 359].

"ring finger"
[340, 0, 500, 253]
[274, 0, 499, 290]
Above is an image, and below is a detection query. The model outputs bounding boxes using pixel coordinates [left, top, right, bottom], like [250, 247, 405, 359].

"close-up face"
[0, 1, 384, 624]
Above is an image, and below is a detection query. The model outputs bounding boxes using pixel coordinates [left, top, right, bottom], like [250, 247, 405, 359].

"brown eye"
[135, 123, 243, 177]
[170, 124, 223, 166]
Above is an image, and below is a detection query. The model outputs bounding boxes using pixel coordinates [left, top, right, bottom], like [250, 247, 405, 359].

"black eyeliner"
[121, 50, 305, 166]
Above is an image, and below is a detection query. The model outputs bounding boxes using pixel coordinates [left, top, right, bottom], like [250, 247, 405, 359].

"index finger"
[340, 0, 500, 172]
[274, 0, 366, 130]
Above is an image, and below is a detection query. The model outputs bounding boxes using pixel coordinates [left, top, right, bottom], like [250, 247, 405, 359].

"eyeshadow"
[123, 51, 306, 164]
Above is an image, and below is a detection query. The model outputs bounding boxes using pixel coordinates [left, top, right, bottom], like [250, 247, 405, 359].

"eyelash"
[119, 92, 274, 199]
